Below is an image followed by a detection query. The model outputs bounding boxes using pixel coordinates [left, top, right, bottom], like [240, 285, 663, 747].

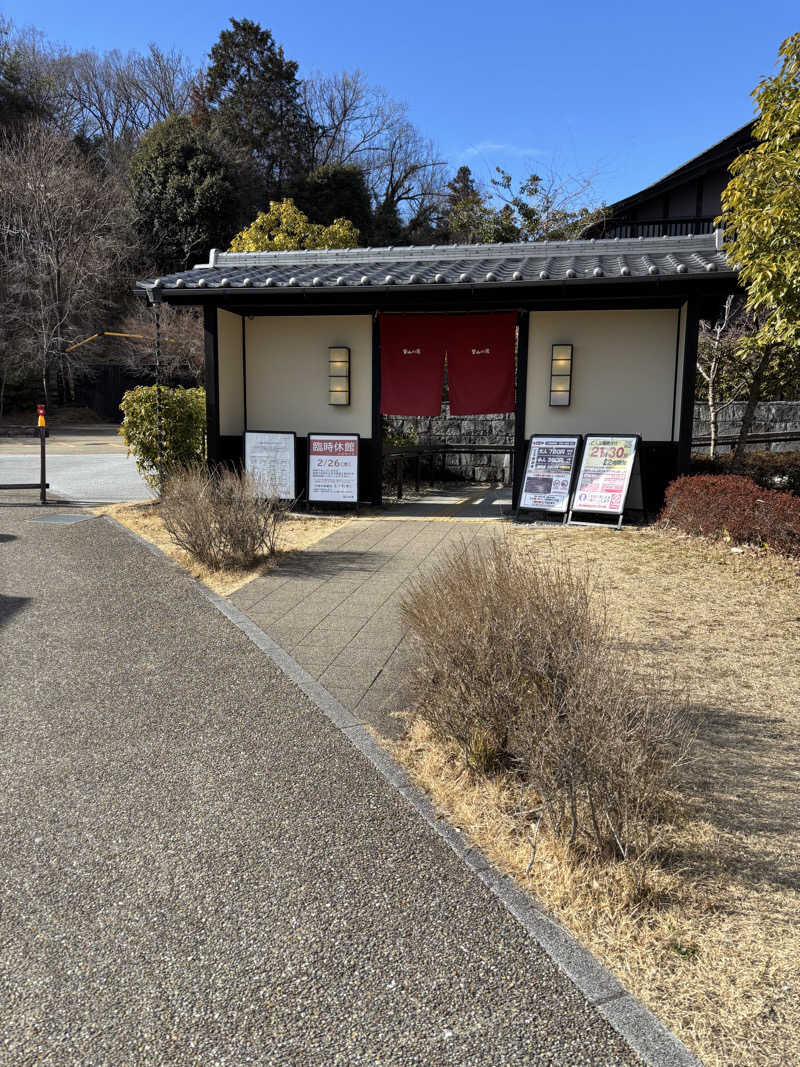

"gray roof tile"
[140, 233, 733, 295]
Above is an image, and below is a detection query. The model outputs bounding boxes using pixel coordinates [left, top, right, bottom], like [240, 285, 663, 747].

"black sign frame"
[244, 429, 297, 501]
[306, 431, 361, 508]
[515, 433, 583, 523]
[567, 433, 642, 529]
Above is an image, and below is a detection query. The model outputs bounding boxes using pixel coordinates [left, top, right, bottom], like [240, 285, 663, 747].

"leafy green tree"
[119, 384, 206, 491]
[445, 166, 502, 244]
[491, 167, 604, 240]
[290, 164, 373, 238]
[721, 33, 800, 350]
[129, 114, 241, 272]
[442, 164, 601, 244]
[201, 18, 314, 198]
[718, 33, 800, 464]
[229, 198, 358, 252]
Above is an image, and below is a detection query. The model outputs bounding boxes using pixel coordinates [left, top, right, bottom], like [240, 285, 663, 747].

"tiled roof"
[139, 233, 733, 295]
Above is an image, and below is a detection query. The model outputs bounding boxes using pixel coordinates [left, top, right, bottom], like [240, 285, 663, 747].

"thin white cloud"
[460, 141, 546, 161]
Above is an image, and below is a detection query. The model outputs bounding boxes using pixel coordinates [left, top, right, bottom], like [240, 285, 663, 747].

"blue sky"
[4, 1, 797, 205]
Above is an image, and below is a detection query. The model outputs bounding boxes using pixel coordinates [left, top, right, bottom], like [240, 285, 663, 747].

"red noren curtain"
[444, 312, 517, 415]
[379, 314, 446, 416]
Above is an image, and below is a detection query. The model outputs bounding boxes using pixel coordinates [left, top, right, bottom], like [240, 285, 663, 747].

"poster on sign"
[308, 433, 359, 503]
[568, 435, 639, 524]
[518, 435, 581, 515]
[244, 431, 296, 499]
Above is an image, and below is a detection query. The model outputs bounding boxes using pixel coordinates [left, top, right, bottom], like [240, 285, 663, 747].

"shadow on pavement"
[0, 594, 32, 630]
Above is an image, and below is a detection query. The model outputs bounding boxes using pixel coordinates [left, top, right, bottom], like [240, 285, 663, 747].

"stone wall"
[386, 401, 800, 483]
[386, 406, 515, 482]
[693, 401, 800, 452]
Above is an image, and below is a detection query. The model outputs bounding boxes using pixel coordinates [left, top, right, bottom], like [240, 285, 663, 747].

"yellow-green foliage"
[119, 386, 206, 491]
[229, 198, 359, 252]
[720, 34, 800, 350]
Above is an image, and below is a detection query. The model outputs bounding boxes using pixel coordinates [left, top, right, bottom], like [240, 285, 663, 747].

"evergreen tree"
[129, 115, 241, 272]
[201, 18, 315, 199]
[291, 164, 372, 238]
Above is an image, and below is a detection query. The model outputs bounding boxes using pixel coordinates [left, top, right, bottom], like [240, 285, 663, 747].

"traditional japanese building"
[137, 231, 738, 510]
[587, 123, 755, 239]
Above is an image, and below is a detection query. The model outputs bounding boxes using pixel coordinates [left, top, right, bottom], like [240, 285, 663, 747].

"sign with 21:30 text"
[307, 434, 359, 503]
[571, 435, 638, 515]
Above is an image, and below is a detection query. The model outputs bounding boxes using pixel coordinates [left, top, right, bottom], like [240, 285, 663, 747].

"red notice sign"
[308, 434, 359, 503]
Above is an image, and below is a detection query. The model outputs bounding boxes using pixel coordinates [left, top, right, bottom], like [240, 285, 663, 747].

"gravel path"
[0, 496, 643, 1065]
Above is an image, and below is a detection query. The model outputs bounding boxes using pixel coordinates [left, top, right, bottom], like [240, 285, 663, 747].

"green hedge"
[119, 386, 206, 491]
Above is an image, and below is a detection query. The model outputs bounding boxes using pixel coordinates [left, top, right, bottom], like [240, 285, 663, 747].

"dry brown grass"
[393, 524, 800, 1067]
[95, 500, 348, 596]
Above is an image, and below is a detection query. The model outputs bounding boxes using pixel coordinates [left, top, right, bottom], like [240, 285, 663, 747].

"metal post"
[39, 424, 46, 505]
[154, 301, 163, 492]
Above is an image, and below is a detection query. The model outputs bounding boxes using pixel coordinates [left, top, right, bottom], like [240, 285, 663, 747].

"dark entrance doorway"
[378, 311, 519, 502]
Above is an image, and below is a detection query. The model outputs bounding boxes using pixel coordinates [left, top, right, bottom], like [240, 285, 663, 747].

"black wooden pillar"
[512, 310, 530, 510]
[370, 311, 383, 506]
[203, 303, 220, 464]
[677, 296, 699, 473]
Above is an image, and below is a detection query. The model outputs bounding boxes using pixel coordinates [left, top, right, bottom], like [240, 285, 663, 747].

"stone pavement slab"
[229, 517, 502, 738]
[0, 494, 648, 1064]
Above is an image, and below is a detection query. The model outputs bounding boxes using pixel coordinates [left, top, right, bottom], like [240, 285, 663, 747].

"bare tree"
[0, 126, 132, 404]
[62, 44, 196, 163]
[0, 19, 73, 131]
[114, 302, 204, 383]
[696, 296, 795, 465]
[697, 296, 752, 458]
[492, 164, 607, 241]
[303, 70, 446, 231]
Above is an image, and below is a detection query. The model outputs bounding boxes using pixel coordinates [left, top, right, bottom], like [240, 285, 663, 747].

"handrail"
[692, 430, 800, 447]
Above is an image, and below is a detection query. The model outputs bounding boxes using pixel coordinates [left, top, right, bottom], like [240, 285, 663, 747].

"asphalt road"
[0, 496, 643, 1065]
[0, 453, 152, 503]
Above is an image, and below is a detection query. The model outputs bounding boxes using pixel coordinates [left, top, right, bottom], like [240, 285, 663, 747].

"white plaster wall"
[525, 309, 682, 441]
[244, 315, 373, 437]
[218, 309, 244, 435]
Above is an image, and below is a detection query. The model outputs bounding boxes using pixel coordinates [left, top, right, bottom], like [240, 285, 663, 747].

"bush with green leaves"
[119, 386, 206, 491]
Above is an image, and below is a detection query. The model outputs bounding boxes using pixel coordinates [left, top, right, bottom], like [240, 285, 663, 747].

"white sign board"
[308, 433, 359, 503]
[570, 435, 638, 516]
[519, 435, 580, 513]
[244, 431, 296, 499]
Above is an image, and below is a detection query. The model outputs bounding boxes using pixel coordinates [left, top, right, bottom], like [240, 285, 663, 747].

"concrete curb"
[104, 515, 702, 1067]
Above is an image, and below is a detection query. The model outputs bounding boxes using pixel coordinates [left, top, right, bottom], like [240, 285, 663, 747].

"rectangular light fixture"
[329, 346, 350, 405]
[549, 343, 573, 407]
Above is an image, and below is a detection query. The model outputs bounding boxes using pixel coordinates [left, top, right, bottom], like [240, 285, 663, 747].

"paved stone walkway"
[0, 493, 647, 1064]
[231, 517, 501, 737]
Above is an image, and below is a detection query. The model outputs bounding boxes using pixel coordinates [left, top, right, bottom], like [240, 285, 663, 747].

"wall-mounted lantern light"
[549, 344, 573, 406]
[328, 346, 350, 405]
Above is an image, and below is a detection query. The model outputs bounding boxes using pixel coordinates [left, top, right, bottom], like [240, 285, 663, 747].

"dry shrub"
[160, 465, 290, 570]
[401, 538, 693, 861]
[661, 474, 800, 556]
